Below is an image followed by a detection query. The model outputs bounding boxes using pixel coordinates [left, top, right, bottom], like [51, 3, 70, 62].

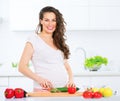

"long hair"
[36, 6, 70, 59]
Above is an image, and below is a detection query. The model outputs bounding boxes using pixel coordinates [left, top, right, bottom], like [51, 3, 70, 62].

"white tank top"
[27, 34, 68, 89]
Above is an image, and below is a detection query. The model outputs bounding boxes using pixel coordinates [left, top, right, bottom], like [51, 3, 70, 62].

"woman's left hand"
[66, 80, 76, 88]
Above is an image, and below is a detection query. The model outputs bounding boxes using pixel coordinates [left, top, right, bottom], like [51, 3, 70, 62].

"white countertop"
[0, 66, 120, 77]
[74, 71, 120, 77]
[0, 71, 120, 77]
[1, 95, 120, 101]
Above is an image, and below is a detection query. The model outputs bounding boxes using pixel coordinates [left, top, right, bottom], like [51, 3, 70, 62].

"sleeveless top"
[27, 34, 68, 89]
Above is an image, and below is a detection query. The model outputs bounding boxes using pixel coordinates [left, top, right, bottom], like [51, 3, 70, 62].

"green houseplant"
[84, 55, 108, 71]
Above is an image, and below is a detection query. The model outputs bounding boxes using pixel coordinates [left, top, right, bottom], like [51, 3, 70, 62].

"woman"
[19, 6, 76, 92]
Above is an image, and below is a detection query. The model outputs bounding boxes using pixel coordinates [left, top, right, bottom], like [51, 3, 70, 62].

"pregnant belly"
[37, 68, 68, 88]
[35, 64, 68, 88]
[51, 72, 68, 87]
[44, 70, 68, 87]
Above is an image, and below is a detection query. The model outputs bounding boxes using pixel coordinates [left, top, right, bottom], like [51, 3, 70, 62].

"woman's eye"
[44, 19, 56, 22]
[52, 19, 56, 22]
[45, 19, 49, 22]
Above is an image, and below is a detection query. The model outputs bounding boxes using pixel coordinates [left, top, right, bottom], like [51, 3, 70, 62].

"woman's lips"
[47, 26, 55, 30]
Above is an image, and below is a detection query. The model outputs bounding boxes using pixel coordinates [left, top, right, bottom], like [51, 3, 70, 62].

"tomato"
[14, 88, 24, 98]
[4, 88, 14, 99]
[93, 92, 102, 98]
[68, 87, 76, 94]
[83, 91, 93, 98]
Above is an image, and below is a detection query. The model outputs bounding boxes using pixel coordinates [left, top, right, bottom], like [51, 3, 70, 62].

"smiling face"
[40, 12, 56, 34]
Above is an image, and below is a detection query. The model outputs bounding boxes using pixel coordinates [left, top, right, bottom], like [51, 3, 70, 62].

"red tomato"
[14, 88, 24, 98]
[93, 92, 102, 98]
[4, 88, 14, 99]
[83, 91, 93, 98]
[68, 87, 76, 94]
[91, 92, 95, 98]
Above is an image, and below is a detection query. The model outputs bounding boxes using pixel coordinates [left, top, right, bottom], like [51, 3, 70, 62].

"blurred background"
[0, 0, 120, 73]
[0, 0, 120, 98]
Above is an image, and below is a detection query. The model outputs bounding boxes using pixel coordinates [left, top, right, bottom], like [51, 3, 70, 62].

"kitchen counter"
[0, 64, 120, 77]
[0, 67, 120, 77]
[1, 72, 120, 77]
[1, 96, 120, 101]
[74, 71, 120, 77]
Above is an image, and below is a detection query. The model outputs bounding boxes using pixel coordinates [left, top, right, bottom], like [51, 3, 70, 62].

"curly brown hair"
[36, 6, 70, 59]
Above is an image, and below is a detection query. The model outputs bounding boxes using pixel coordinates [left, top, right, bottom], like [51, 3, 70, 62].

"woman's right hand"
[37, 77, 53, 90]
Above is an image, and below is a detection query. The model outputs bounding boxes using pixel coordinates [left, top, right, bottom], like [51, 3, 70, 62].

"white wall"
[0, 30, 120, 73]
[0, 0, 120, 73]
[66, 30, 120, 73]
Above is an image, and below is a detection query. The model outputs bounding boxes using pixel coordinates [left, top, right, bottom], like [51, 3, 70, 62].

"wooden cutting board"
[26, 92, 83, 97]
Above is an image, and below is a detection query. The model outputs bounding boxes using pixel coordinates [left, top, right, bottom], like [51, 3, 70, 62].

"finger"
[47, 82, 53, 88]
[72, 84, 76, 88]
[43, 81, 53, 89]
[68, 83, 76, 88]
[40, 83, 45, 88]
[41, 81, 48, 88]
[66, 83, 70, 87]
[44, 81, 49, 88]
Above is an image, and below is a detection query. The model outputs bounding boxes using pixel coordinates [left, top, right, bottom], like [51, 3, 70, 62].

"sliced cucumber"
[50, 87, 80, 93]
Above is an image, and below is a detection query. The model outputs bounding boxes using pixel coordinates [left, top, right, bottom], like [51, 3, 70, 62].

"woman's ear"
[40, 19, 43, 25]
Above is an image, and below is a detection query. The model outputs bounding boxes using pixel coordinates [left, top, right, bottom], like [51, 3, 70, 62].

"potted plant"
[84, 55, 108, 71]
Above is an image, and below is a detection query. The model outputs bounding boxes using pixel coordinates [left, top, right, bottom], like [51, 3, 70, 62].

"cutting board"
[26, 92, 83, 97]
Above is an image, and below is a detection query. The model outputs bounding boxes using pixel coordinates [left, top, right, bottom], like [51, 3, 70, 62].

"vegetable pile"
[82, 87, 113, 99]
[84, 55, 108, 70]
[4, 87, 80, 99]
[4, 88, 25, 99]
[50, 87, 79, 94]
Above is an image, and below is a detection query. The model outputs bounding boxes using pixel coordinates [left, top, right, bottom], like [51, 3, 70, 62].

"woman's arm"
[64, 60, 76, 87]
[19, 42, 40, 82]
[18, 42, 53, 89]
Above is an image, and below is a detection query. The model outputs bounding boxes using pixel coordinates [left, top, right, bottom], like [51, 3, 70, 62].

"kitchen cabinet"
[88, 0, 120, 30]
[49, 0, 89, 30]
[74, 75, 120, 95]
[0, 77, 8, 98]
[8, 76, 33, 92]
[9, 0, 120, 31]
[91, 76, 120, 94]
[0, 64, 34, 96]
[9, 0, 89, 31]
[0, 76, 33, 98]
[0, 77, 8, 87]
[0, 87, 7, 99]
[0, 73, 120, 98]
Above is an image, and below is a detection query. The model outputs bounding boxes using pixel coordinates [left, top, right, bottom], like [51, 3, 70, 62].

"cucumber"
[56, 87, 68, 92]
[50, 88, 60, 93]
[76, 87, 80, 91]
[50, 87, 80, 93]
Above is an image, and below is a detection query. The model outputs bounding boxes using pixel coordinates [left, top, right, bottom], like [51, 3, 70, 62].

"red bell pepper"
[14, 88, 24, 98]
[4, 88, 14, 99]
